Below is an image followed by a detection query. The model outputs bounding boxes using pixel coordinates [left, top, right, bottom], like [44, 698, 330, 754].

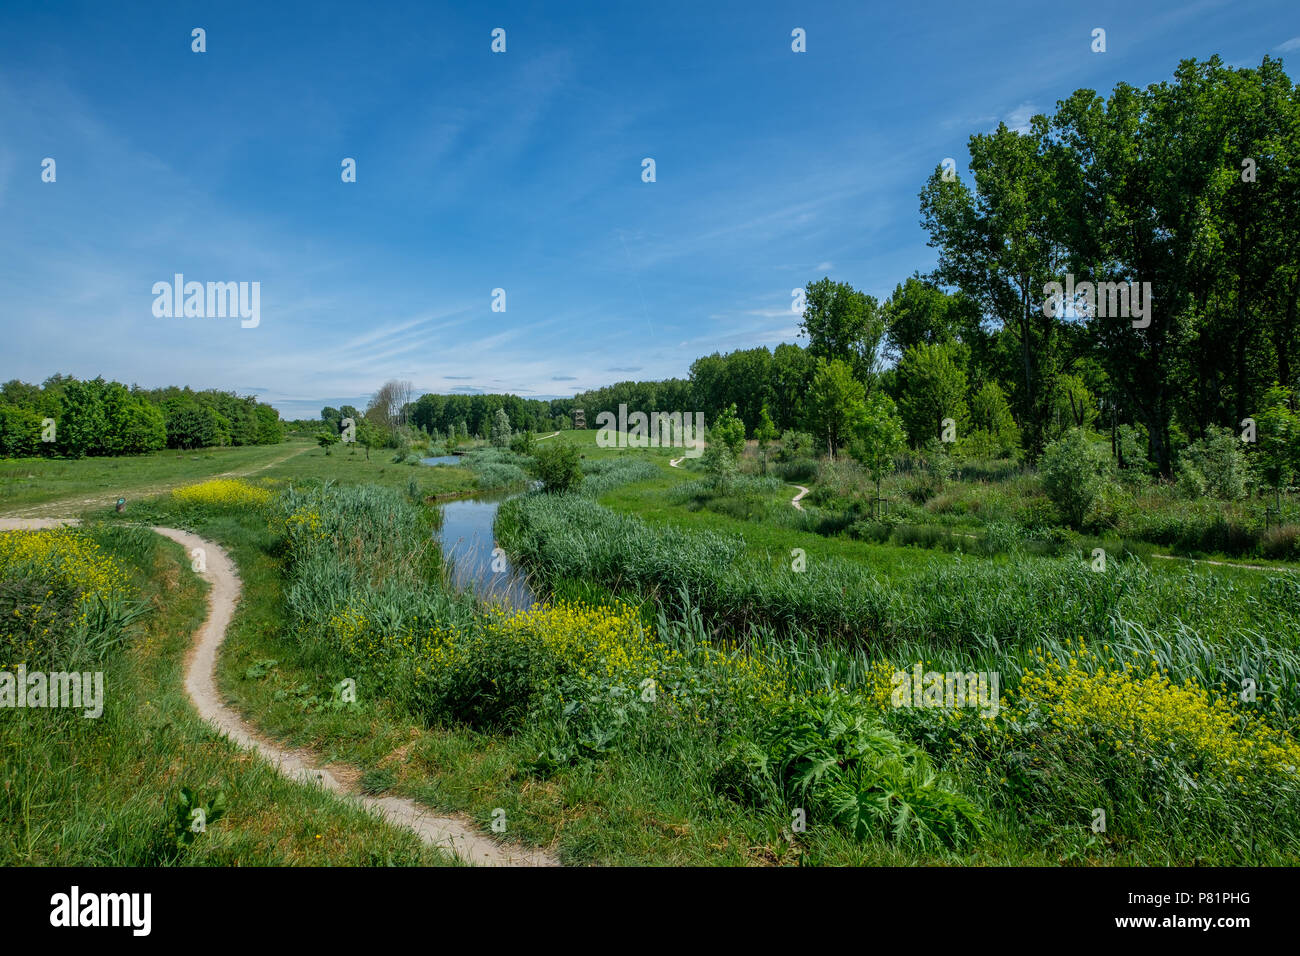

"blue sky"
[2, 1, 1297, 419]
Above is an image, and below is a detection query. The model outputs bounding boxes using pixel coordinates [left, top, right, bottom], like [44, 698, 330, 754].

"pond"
[419, 454, 463, 466]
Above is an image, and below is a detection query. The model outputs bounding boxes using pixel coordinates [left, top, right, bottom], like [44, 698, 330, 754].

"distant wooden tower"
[573, 408, 586, 429]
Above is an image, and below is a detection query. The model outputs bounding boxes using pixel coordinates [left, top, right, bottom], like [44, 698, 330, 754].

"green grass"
[181, 485, 1055, 864]
[0, 521, 454, 865]
[11, 434, 1296, 866]
[0, 441, 310, 514]
[260, 443, 478, 498]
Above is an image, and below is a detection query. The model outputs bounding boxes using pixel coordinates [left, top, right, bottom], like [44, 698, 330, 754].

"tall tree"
[799, 279, 887, 387]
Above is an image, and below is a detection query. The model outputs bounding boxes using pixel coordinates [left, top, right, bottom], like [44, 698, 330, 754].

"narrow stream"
[423, 460, 537, 611]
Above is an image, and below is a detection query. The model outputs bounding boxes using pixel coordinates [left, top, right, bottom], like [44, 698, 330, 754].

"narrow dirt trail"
[1, 444, 312, 519]
[1151, 552, 1296, 573]
[790, 485, 810, 511]
[669, 457, 685, 468]
[0, 516, 557, 867]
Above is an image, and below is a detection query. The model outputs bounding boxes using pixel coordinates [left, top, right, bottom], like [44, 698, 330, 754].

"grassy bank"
[0, 518, 452, 865]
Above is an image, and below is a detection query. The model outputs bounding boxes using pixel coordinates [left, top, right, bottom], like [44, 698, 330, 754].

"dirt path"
[535, 431, 561, 441]
[790, 485, 810, 511]
[1151, 552, 1295, 573]
[669, 457, 685, 468]
[0, 516, 557, 867]
[1, 444, 312, 519]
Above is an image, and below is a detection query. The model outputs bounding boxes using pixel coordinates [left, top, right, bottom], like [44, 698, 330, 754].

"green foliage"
[0, 403, 44, 457]
[531, 442, 584, 494]
[776, 429, 815, 462]
[701, 441, 738, 492]
[754, 406, 778, 449]
[1176, 425, 1249, 500]
[808, 358, 866, 459]
[1256, 385, 1300, 497]
[709, 403, 746, 457]
[719, 693, 983, 847]
[896, 341, 968, 448]
[963, 381, 1020, 459]
[462, 447, 531, 490]
[849, 391, 906, 495]
[1045, 374, 1099, 443]
[1116, 423, 1152, 474]
[771, 458, 818, 483]
[510, 429, 535, 456]
[799, 278, 887, 382]
[1039, 428, 1110, 528]
[172, 786, 227, 850]
[420, 622, 561, 730]
[490, 408, 513, 448]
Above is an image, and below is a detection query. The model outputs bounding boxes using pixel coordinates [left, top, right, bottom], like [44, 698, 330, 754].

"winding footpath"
[0, 515, 557, 867]
[790, 485, 810, 511]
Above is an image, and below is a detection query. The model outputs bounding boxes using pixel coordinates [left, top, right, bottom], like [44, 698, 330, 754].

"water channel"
[421, 456, 538, 610]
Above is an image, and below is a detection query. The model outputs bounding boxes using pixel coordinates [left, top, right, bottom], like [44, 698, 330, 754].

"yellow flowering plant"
[171, 478, 273, 510]
[0, 527, 142, 669]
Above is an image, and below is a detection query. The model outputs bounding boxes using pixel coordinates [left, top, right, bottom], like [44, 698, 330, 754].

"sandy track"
[0, 516, 557, 867]
[790, 485, 810, 511]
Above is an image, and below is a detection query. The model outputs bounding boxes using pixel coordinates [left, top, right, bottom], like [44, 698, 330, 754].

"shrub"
[1261, 524, 1300, 561]
[701, 441, 738, 491]
[531, 442, 583, 494]
[777, 430, 815, 462]
[510, 430, 535, 456]
[710, 404, 747, 458]
[0, 526, 145, 669]
[1176, 426, 1249, 500]
[1038, 429, 1109, 528]
[489, 408, 512, 448]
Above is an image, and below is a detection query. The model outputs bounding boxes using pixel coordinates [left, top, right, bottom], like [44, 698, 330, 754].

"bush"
[531, 442, 584, 494]
[1176, 426, 1249, 500]
[417, 618, 562, 730]
[510, 430, 535, 456]
[701, 441, 738, 491]
[489, 408, 512, 448]
[1038, 429, 1109, 528]
[776, 430, 815, 462]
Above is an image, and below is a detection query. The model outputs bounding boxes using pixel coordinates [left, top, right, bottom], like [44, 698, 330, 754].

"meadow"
[4, 423, 1299, 866]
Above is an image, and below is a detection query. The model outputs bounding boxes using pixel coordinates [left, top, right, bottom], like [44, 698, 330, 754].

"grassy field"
[0, 439, 482, 515]
[0, 441, 311, 514]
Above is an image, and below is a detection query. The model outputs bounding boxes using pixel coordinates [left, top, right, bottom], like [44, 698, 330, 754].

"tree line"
[567, 55, 1300, 477]
[0, 375, 284, 457]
